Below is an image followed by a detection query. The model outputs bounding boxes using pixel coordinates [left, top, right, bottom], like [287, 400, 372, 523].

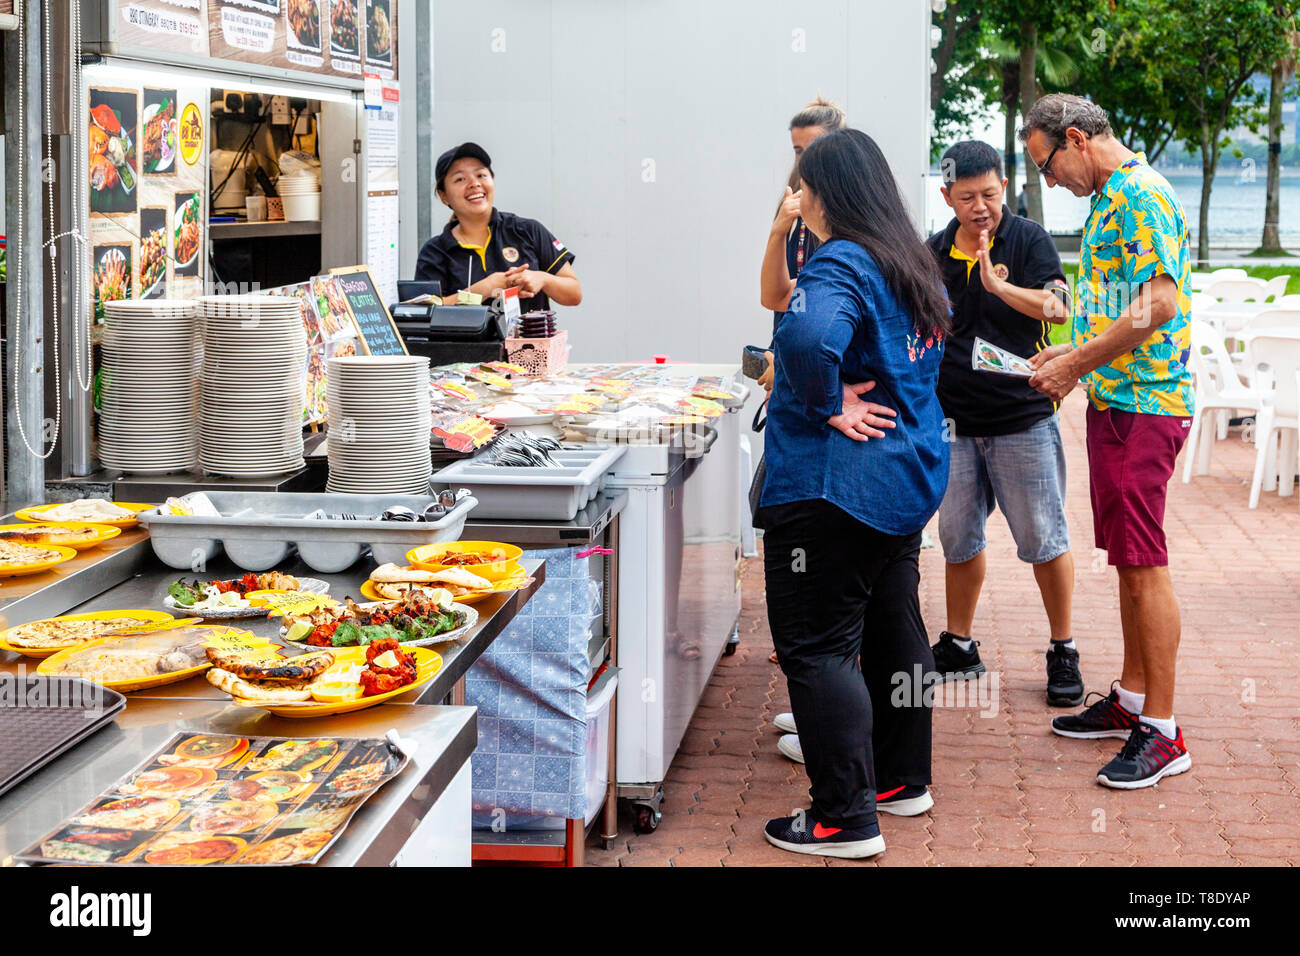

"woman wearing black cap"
[414, 142, 582, 311]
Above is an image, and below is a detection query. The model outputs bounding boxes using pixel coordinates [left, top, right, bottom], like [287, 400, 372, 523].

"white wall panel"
[431, 0, 929, 366]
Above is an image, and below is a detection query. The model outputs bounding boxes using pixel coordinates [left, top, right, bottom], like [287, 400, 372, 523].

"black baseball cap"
[435, 142, 492, 191]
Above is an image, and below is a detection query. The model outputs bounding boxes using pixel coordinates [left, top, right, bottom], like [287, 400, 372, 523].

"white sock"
[1140, 714, 1177, 739]
[1050, 638, 1076, 651]
[1115, 684, 1145, 715]
[951, 636, 974, 651]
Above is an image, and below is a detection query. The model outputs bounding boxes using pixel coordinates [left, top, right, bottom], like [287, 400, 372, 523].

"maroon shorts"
[1085, 404, 1191, 567]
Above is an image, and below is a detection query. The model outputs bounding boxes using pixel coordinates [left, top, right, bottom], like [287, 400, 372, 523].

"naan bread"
[206, 668, 314, 702]
[5, 616, 155, 648]
[0, 540, 62, 565]
[370, 563, 439, 584]
[370, 563, 489, 589]
[39, 499, 134, 522]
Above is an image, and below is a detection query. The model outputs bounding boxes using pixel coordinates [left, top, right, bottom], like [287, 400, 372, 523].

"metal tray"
[137, 492, 478, 574]
[431, 446, 626, 520]
[0, 678, 127, 797]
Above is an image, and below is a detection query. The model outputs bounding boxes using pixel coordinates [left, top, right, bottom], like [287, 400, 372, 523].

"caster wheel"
[633, 805, 661, 834]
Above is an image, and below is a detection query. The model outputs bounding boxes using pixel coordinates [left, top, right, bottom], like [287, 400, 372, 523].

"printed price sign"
[257, 592, 340, 618]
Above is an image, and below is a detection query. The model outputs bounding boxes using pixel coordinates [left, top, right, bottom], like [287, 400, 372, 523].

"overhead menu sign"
[99, 0, 398, 88]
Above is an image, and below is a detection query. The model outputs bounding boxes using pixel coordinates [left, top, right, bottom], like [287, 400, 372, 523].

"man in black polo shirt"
[926, 140, 1082, 707]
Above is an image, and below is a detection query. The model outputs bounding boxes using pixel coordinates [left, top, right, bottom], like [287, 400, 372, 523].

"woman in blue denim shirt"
[756, 129, 952, 859]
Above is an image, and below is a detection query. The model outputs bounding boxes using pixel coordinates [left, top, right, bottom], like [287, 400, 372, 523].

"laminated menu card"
[17, 731, 409, 866]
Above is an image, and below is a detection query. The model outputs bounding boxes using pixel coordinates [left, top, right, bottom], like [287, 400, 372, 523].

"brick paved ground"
[588, 391, 1300, 866]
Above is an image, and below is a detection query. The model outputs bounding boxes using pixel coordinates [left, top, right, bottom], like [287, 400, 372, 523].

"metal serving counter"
[0, 699, 477, 867]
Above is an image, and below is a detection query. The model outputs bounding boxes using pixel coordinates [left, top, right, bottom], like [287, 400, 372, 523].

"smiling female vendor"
[414, 142, 582, 311]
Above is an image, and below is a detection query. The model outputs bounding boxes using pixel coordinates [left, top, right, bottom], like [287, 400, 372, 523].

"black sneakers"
[1045, 641, 1085, 707]
[1051, 682, 1139, 739]
[764, 814, 886, 859]
[876, 785, 934, 816]
[930, 631, 985, 681]
[1097, 723, 1192, 789]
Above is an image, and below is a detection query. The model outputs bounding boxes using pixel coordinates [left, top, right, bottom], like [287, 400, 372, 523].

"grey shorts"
[938, 415, 1071, 565]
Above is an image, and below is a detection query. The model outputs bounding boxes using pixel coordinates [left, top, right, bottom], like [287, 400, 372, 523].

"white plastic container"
[584, 669, 619, 826]
[281, 192, 321, 221]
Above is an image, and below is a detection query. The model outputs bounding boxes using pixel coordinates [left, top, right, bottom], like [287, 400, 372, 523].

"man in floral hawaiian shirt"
[1023, 93, 1195, 791]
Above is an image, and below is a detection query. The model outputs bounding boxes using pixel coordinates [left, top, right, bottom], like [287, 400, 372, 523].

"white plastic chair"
[1191, 292, 1224, 336]
[1246, 336, 1300, 507]
[1264, 275, 1290, 302]
[1209, 268, 1249, 282]
[1243, 308, 1300, 334]
[1205, 278, 1269, 303]
[1278, 294, 1300, 309]
[1183, 319, 1263, 482]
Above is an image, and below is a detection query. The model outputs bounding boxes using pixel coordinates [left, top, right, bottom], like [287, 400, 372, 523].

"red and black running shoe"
[764, 814, 885, 859]
[876, 784, 934, 816]
[1051, 681, 1139, 740]
[1097, 723, 1192, 789]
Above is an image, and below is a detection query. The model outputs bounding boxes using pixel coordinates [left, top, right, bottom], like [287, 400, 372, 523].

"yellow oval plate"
[37, 624, 264, 691]
[227, 645, 443, 718]
[0, 522, 123, 551]
[14, 501, 154, 528]
[0, 543, 78, 578]
[0, 609, 180, 659]
[406, 541, 524, 581]
[359, 576, 528, 605]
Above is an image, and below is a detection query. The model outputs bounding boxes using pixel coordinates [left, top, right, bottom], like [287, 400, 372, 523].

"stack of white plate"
[278, 172, 321, 221]
[198, 294, 307, 477]
[326, 355, 432, 494]
[99, 300, 200, 475]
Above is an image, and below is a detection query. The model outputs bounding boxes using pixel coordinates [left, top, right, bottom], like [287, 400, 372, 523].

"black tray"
[0, 677, 127, 797]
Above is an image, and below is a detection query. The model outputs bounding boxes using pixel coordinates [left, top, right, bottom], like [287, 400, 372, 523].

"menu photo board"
[329, 265, 407, 356]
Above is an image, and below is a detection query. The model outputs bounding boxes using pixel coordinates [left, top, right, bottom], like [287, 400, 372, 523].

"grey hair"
[1018, 93, 1112, 147]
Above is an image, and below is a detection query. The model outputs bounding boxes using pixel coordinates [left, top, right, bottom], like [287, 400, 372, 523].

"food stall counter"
[0, 698, 477, 867]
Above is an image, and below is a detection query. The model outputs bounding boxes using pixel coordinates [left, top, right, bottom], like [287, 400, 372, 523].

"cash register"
[390, 280, 507, 364]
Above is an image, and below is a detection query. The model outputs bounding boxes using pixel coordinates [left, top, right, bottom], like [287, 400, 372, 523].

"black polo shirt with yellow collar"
[414, 208, 575, 312]
[926, 205, 1068, 437]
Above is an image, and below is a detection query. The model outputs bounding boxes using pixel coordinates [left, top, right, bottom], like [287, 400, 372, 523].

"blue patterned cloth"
[468, 547, 595, 828]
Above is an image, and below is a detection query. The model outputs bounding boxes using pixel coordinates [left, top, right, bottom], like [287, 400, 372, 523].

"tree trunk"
[1018, 22, 1043, 225]
[1259, 63, 1285, 253]
[1002, 61, 1020, 195]
[930, 2, 961, 112]
[1199, 125, 1214, 267]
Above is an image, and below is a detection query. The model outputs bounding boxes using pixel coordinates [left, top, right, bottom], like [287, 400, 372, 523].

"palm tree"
[1256, 16, 1299, 255]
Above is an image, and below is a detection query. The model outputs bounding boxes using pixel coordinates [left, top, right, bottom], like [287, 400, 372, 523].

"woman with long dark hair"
[756, 128, 951, 859]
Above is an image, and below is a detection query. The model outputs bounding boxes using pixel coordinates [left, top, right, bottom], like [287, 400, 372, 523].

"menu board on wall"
[104, 1, 396, 85]
[87, 64, 209, 323]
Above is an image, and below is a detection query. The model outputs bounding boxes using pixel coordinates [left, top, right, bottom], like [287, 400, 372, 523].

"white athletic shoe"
[773, 712, 797, 734]
[777, 733, 805, 764]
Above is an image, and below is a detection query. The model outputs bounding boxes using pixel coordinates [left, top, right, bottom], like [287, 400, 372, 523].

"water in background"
[925, 169, 1300, 249]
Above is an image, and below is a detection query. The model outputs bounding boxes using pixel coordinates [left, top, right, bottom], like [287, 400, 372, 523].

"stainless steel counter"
[0, 698, 476, 867]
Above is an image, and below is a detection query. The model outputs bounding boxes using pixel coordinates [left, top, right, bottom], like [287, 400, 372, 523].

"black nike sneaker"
[1045, 641, 1085, 707]
[1051, 682, 1139, 739]
[764, 814, 885, 859]
[930, 631, 985, 681]
[1097, 723, 1192, 789]
[876, 784, 934, 817]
